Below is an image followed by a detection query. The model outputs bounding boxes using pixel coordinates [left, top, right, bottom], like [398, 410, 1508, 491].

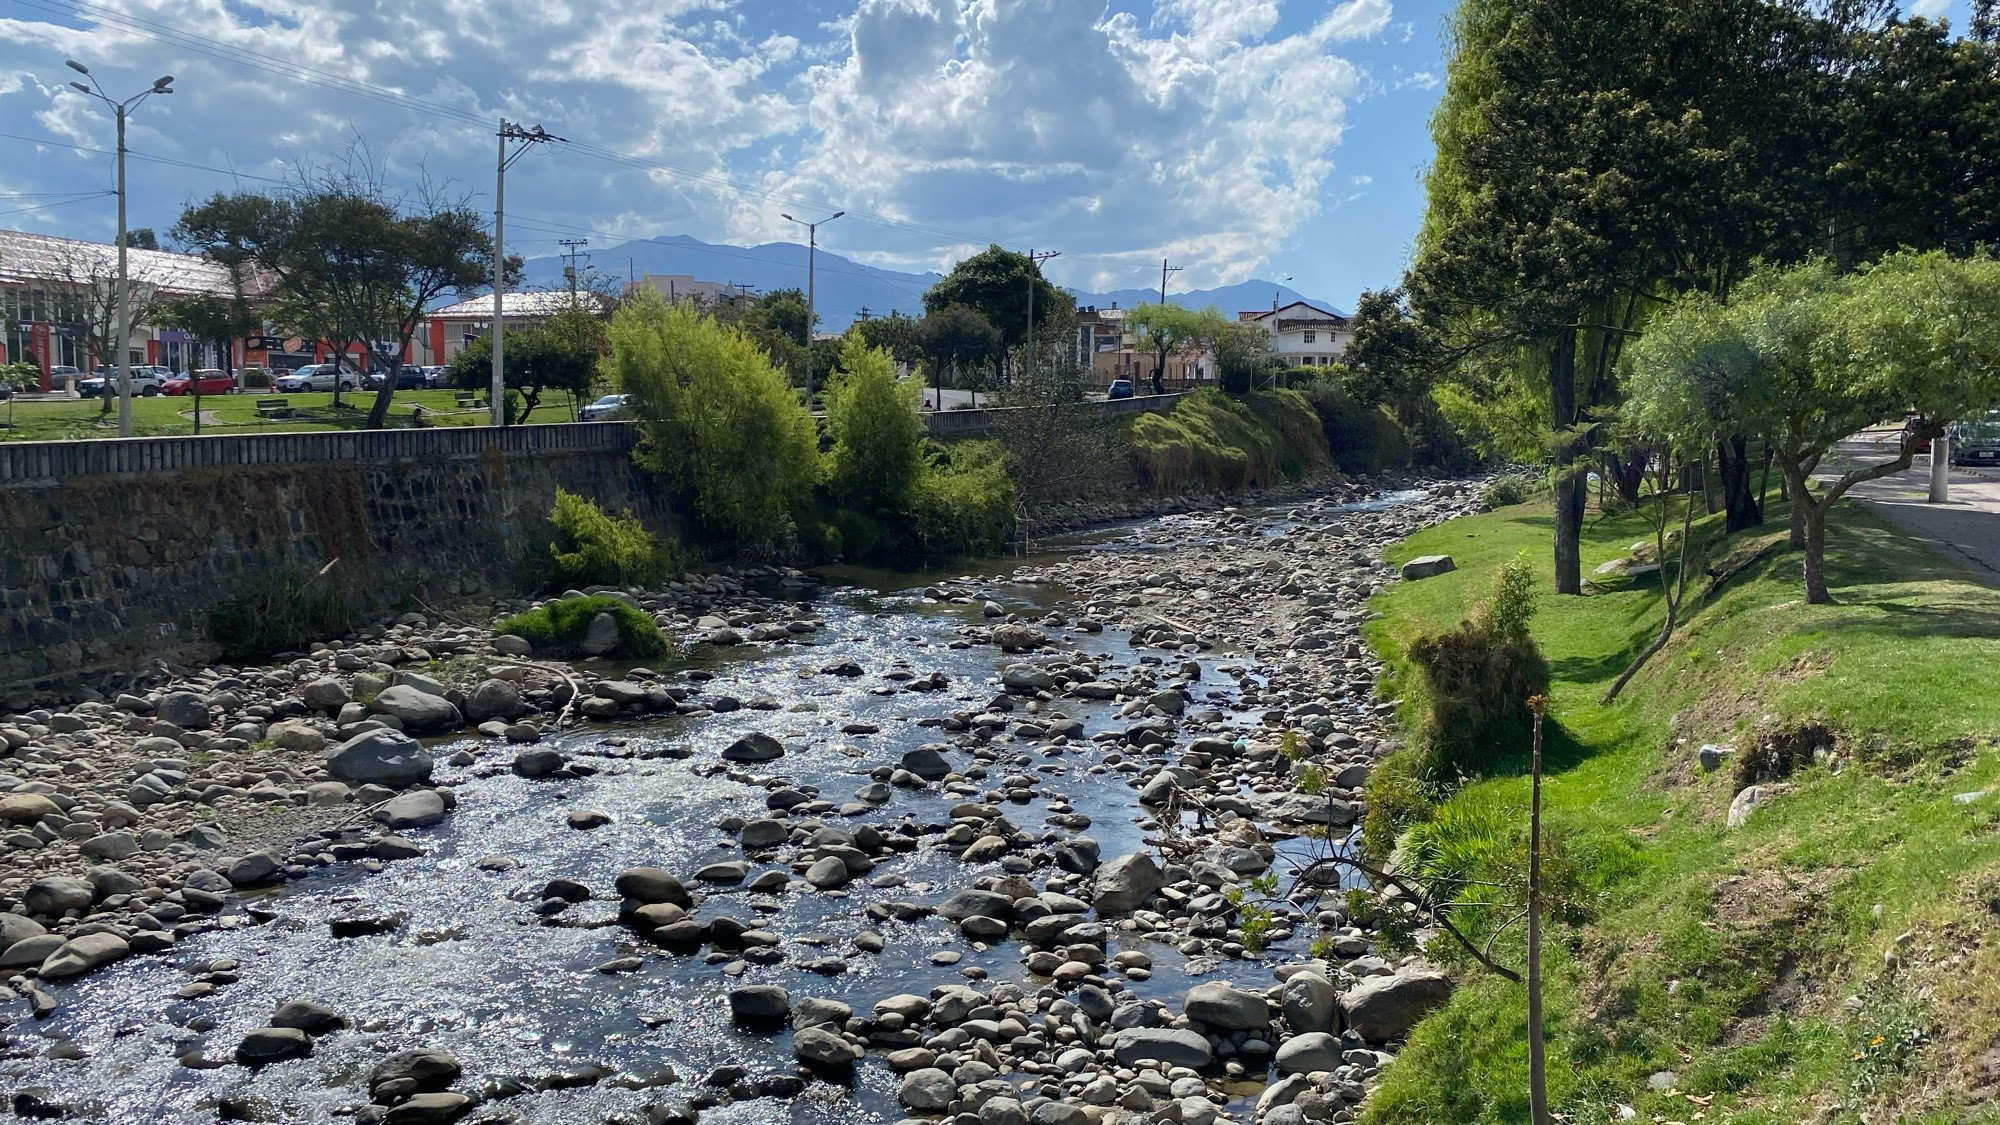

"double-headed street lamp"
[65, 60, 174, 439]
[780, 210, 842, 393]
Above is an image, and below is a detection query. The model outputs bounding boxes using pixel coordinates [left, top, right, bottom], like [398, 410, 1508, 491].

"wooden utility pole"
[1527, 694, 1551, 1125]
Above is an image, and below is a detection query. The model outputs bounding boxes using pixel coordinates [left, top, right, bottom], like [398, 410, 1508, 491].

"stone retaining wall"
[0, 423, 665, 698]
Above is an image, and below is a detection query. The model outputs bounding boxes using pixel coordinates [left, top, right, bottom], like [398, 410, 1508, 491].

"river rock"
[271, 999, 348, 1035]
[1282, 970, 1337, 1033]
[793, 1026, 863, 1068]
[376, 790, 448, 831]
[235, 1026, 312, 1067]
[1341, 968, 1454, 1041]
[899, 1067, 957, 1110]
[1274, 1031, 1344, 1075]
[805, 856, 851, 889]
[465, 679, 526, 723]
[722, 733, 785, 762]
[226, 852, 280, 885]
[370, 685, 462, 733]
[939, 889, 1014, 922]
[371, 1049, 462, 1094]
[267, 720, 326, 754]
[900, 746, 952, 781]
[25, 877, 93, 916]
[327, 729, 435, 787]
[1399, 554, 1456, 580]
[0, 914, 47, 951]
[384, 1093, 474, 1124]
[1184, 981, 1270, 1030]
[1092, 852, 1165, 915]
[729, 984, 791, 1026]
[1111, 1028, 1214, 1070]
[38, 932, 130, 979]
[301, 677, 352, 713]
[1001, 664, 1054, 692]
[579, 612, 623, 656]
[616, 868, 692, 907]
[0, 793, 60, 823]
[792, 997, 852, 1028]
[156, 691, 212, 730]
[512, 748, 565, 778]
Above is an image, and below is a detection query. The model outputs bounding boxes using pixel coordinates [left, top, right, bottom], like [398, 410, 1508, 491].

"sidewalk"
[1818, 429, 2000, 587]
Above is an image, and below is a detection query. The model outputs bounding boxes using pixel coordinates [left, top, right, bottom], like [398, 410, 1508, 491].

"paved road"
[1820, 429, 2000, 587]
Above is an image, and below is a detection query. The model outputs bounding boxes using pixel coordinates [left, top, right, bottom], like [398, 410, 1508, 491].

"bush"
[209, 563, 353, 662]
[1361, 746, 1435, 864]
[1300, 378, 1410, 475]
[1405, 563, 1551, 783]
[608, 289, 819, 547]
[492, 595, 668, 659]
[545, 488, 684, 590]
[823, 335, 924, 517]
[1479, 470, 1542, 510]
[911, 440, 1017, 557]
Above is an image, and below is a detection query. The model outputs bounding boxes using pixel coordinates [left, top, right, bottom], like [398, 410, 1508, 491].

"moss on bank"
[1126, 389, 1329, 492]
[1360, 498, 2000, 1124]
[492, 595, 668, 659]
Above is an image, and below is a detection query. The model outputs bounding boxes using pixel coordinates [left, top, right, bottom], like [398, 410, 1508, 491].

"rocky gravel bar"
[0, 472, 1479, 1125]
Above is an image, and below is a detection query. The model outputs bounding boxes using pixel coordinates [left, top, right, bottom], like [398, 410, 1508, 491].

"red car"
[161, 369, 235, 396]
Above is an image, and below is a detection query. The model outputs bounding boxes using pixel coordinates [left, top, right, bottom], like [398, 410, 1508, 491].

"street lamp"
[65, 61, 174, 438]
[780, 210, 843, 393]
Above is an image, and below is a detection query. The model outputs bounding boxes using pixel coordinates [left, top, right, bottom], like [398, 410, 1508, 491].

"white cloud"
[0, 0, 1396, 292]
[1910, 0, 1952, 16]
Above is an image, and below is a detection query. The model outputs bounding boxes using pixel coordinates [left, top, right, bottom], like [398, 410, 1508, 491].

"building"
[624, 273, 746, 307]
[0, 229, 273, 391]
[1076, 305, 1139, 385]
[1239, 300, 1352, 368]
[421, 291, 612, 366]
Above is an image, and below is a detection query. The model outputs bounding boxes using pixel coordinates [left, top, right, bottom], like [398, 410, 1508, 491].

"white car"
[579, 393, 631, 421]
[79, 366, 170, 398]
[275, 364, 359, 393]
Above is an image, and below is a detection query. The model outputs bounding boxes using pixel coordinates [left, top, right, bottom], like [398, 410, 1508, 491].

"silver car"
[579, 393, 631, 421]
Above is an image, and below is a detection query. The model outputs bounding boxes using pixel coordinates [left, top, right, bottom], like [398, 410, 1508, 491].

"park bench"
[454, 392, 483, 409]
[255, 397, 294, 419]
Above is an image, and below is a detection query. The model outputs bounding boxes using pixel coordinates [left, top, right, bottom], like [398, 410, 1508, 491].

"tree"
[606, 288, 819, 546]
[1210, 319, 1269, 394]
[152, 291, 260, 433]
[918, 305, 1000, 406]
[823, 334, 924, 517]
[992, 299, 1128, 532]
[126, 228, 158, 251]
[856, 311, 922, 371]
[174, 155, 505, 429]
[1126, 302, 1212, 394]
[448, 302, 602, 423]
[42, 239, 154, 415]
[923, 245, 1063, 380]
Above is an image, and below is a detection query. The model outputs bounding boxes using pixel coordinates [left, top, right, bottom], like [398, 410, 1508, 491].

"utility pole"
[65, 61, 174, 438]
[559, 239, 588, 302]
[1026, 249, 1060, 384]
[491, 119, 563, 426]
[1159, 257, 1182, 304]
[781, 210, 844, 392]
[1526, 695, 1551, 1125]
[855, 306, 872, 322]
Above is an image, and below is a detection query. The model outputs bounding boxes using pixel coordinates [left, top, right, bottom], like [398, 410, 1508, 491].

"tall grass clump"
[545, 488, 686, 590]
[209, 561, 353, 662]
[1405, 551, 1549, 783]
[492, 595, 668, 659]
[1128, 389, 1328, 492]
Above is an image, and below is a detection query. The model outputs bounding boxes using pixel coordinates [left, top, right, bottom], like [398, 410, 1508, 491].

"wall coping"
[0, 421, 637, 485]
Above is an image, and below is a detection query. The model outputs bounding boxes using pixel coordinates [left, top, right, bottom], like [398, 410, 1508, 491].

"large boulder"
[24, 877, 93, 917]
[155, 691, 212, 730]
[729, 984, 791, 1026]
[991, 623, 1047, 651]
[1341, 969, 1454, 1042]
[0, 914, 47, 951]
[38, 932, 130, 979]
[615, 868, 692, 907]
[370, 1049, 462, 1094]
[900, 747, 952, 782]
[1111, 1028, 1214, 1070]
[722, 733, 785, 762]
[1399, 554, 1456, 580]
[369, 685, 462, 734]
[326, 729, 435, 788]
[898, 1068, 956, 1111]
[579, 612, 622, 656]
[464, 679, 527, 723]
[375, 790, 448, 831]
[1184, 981, 1270, 1031]
[1274, 1032, 1344, 1075]
[235, 1026, 313, 1067]
[793, 1026, 864, 1069]
[1282, 970, 1337, 1034]
[300, 677, 352, 713]
[1092, 852, 1165, 915]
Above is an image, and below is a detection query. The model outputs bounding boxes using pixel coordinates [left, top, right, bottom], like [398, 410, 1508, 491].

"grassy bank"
[0, 389, 582, 441]
[1361, 498, 2000, 1123]
[1126, 388, 1329, 492]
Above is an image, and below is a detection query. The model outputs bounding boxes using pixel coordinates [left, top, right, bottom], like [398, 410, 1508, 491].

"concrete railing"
[0, 421, 638, 485]
[924, 393, 1184, 438]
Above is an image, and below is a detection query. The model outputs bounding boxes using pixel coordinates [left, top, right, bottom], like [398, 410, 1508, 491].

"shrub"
[1479, 470, 1542, 510]
[209, 562, 353, 662]
[545, 488, 684, 590]
[492, 595, 668, 659]
[823, 335, 924, 517]
[911, 440, 1017, 557]
[1405, 562, 1551, 783]
[1300, 378, 1410, 475]
[1361, 746, 1435, 864]
[608, 289, 819, 547]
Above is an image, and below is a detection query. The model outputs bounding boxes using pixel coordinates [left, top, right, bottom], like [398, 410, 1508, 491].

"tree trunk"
[1801, 502, 1830, 603]
[1789, 493, 1806, 549]
[1717, 435, 1763, 533]
[1549, 333, 1583, 594]
[365, 364, 395, 429]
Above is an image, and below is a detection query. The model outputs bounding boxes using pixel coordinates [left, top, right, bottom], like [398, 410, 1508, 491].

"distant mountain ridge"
[518, 234, 1337, 331]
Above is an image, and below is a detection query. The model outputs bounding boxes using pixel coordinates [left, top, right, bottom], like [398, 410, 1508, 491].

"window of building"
[1302, 330, 1316, 343]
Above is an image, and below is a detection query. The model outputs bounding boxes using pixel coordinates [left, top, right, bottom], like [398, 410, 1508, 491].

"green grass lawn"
[0, 388, 586, 441]
[1361, 497, 2000, 1124]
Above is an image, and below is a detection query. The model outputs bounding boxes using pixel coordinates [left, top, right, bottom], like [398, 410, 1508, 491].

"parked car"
[1106, 379, 1134, 400]
[47, 366, 82, 393]
[423, 365, 449, 388]
[275, 364, 359, 393]
[78, 366, 171, 397]
[161, 369, 235, 396]
[364, 366, 426, 390]
[579, 393, 631, 421]
[1953, 412, 2000, 465]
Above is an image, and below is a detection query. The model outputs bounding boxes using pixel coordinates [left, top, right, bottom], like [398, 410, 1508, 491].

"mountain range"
[518, 234, 1336, 332]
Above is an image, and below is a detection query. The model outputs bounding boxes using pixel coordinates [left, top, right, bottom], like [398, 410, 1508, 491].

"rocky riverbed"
[0, 473, 1478, 1125]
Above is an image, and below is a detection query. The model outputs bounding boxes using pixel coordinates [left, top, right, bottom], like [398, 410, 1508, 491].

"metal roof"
[431, 291, 609, 319]
[0, 228, 263, 297]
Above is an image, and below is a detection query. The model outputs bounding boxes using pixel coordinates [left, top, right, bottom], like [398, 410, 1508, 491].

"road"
[1819, 428, 2000, 587]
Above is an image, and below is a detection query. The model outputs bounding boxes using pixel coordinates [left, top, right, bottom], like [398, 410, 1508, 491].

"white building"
[1240, 300, 1352, 368]
[624, 273, 745, 306]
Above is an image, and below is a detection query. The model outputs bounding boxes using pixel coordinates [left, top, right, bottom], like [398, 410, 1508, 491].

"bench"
[255, 397, 294, 419]
[454, 392, 483, 409]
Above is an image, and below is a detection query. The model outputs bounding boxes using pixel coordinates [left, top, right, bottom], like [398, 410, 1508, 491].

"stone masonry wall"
[0, 423, 666, 699]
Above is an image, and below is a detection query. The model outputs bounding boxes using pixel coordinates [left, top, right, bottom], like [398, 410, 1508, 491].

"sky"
[0, 0, 1976, 310]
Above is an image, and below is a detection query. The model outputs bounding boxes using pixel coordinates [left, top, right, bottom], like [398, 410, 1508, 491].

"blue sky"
[0, 0, 1974, 310]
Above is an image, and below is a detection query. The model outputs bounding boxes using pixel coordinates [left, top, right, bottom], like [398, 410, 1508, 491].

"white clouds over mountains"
[0, 0, 1396, 291]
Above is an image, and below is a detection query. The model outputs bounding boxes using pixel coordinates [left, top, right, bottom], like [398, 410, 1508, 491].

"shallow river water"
[3, 495, 1406, 1124]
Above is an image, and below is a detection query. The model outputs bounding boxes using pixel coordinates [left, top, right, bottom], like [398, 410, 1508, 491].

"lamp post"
[780, 210, 843, 393]
[65, 61, 173, 439]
